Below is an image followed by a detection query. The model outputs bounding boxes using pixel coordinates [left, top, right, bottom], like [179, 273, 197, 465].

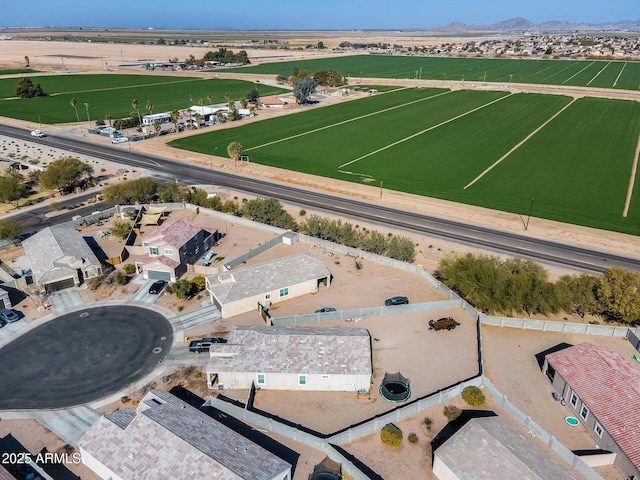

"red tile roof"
[260, 96, 286, 105]
[145, 218, 209, 249]
[546, 343, 640, 470]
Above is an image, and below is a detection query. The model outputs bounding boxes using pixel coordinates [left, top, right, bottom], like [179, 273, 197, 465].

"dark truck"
[429, 317, 460, 331]
[188, 337, 226, 354]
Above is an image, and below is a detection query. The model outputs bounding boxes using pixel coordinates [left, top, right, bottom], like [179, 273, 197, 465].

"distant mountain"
[430, 17, 640, 33]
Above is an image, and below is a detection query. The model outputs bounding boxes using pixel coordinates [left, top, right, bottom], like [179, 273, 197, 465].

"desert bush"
[112, 220, 132, 239]
[172, 279, 193, 299]
[380, 423, 403, 447]
[120, 395, 130, 403]
[443, 405, 462, 422]
[87, 275, 104, 291]
[461, 386, 486, 406]
[408, 433, 419, 444]
[423, 417, 433, 432]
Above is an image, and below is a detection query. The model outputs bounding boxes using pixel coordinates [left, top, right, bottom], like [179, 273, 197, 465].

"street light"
[84, 102, 90, 128]
[210, 146, 218, 187]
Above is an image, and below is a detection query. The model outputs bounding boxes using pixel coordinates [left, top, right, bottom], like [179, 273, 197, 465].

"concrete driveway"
[0, 305, 173, 410]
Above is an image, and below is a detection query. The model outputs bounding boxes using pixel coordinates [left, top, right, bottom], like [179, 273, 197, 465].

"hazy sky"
[3, 0, 637, 30]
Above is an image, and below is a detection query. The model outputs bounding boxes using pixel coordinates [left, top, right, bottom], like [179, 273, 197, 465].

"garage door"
[45, 277, 75, 293]
[147, 270, 171, 281]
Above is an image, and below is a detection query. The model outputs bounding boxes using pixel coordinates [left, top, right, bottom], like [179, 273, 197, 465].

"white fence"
[481, 376, 605, 480]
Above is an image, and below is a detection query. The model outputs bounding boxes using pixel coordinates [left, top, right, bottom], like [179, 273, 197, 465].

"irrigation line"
[562, 61, 595, 85]
[464, 98, 577, 190]
[338, 93, 513, 170]
[622, 133, 640, 218]
[245, 89, 452, 152]
[613, 62, 627, 88]
[586, 61, 611, 86]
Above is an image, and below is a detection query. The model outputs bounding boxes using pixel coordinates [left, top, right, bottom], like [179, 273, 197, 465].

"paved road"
[1, 123, 639, 274]
[0, 305, 173, 410]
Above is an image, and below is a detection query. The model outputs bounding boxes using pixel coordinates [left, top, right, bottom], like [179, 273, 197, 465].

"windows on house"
[279, 287, 289, 298]
[164, 248, 173, 255]
[298, 375, 307, 386]
[594, 421, 603, 438]
[149, 247, 159, 255]
[257, 374, 266, 386]
[265, 293, 271, 300]
[570, 391, 578, 407]
[580, 404, 589, 421]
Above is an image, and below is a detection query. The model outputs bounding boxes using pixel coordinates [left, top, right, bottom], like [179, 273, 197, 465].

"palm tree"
[227, 141, 243, 172]
[105, 114, 113, 127]
[131, 99, 141, 127]
[145, 100, 153, 116]
[70, 98, 81, 133]
[207, 93, 212, 107]
[153, 120, 161, 137]
[170, 109, 180, 133]
[216, 111, 224, 125]
[194, 112, 202, 129]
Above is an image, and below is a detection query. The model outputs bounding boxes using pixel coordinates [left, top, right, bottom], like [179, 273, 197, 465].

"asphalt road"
[2, 123, 639, 274]
[0, 305, 173, 410]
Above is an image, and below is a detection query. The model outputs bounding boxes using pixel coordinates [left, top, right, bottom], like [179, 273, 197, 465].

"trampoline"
[379, 371, 411, 403]
[309, 456, 342, 480]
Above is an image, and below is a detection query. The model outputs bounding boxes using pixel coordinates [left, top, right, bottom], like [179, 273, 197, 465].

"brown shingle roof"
[546, 343, 640, 470]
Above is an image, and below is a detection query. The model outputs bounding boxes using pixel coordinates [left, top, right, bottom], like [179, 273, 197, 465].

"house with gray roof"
[543, 342, 640, 479]
[79, 389, 291, 480]
[432, 416, 582, 479]
[205, 253, 331, 317]
[127, 218, 217, 282]
[206, 325, 372, 392]
[22, 226, 102, 293]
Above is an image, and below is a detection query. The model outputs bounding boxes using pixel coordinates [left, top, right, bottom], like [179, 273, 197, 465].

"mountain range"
[431, 17, 640, 33]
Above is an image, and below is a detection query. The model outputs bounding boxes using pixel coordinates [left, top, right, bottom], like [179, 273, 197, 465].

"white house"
[79, 389, 292, 480]
[206, 325, 372, 392]
[205, 253, 331, 317]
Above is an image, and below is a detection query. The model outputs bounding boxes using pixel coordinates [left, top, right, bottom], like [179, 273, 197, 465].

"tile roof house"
[79, 389, 291, 480]
[128, 218, 218, 282]
[206, 325, 372, 392]
[544, 342, 640, 479]
[433, 416, 582, 479]
[22, 226, 102, 293]
[205, 253, 331, 317]
[260, 96, 287, 108]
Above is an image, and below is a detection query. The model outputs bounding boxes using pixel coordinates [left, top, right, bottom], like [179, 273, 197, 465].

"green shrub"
[191, 275, 206, 292]
[380, 423, 403, 447]
[461, 386, 486, 406]
[443, 405, 462, 422]
[173, 279, 193, 299]
[408, 432, 418, 444]
[122, 263, 136, 276]
[120, 395, 130, 403]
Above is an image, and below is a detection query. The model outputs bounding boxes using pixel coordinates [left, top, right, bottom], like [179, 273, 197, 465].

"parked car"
[30, 129, 46, 137]
[0, 309, 19, 323]
[148, 280, 167, 294]
[188, 337, 227, 354]
[112, 136, 129, 144]
[314, 307, 337, 313]
[385, 296, 409, 306]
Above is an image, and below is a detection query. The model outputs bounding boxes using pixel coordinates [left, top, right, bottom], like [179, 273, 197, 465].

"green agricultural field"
[227, 55, 640, 90]
[169, 87, 640, 235]
[0, 68, 37, 76]
[0, 74, 287, 124]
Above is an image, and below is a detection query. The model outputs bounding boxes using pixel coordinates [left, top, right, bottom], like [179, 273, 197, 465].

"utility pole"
[84, 103, 91, 128]
[525, 198, 534, 230]
[210, 147, 218, 187]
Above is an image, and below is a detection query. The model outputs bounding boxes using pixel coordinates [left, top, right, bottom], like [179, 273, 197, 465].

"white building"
[206, 325, 372, 392]
[205, 253, 331, 317]
[141, 112, 171, 125]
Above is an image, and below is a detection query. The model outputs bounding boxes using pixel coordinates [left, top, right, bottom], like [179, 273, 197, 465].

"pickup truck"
[428, 317, 460, 331]
[188, 337, 226, 354]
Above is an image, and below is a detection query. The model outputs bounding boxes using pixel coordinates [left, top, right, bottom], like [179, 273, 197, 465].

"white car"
[30, 130, 45, 137]
[111, 136, 129, 144]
